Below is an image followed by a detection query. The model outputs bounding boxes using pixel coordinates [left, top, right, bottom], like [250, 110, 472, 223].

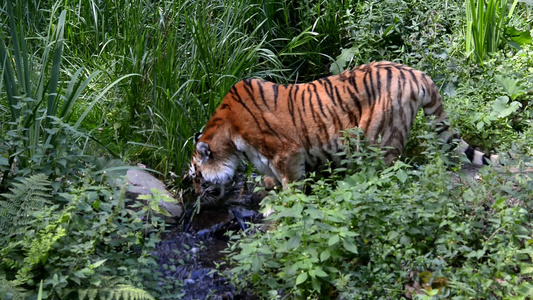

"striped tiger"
[189, 61, 497, 200]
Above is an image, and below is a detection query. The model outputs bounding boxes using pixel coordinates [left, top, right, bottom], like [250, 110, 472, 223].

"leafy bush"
[0, 169, 179, 299]
[223, 129, 533, 299]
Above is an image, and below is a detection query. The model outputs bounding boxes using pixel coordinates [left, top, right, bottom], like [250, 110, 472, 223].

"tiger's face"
[189, 143, 226, 203]
[189, 134, 236, 203]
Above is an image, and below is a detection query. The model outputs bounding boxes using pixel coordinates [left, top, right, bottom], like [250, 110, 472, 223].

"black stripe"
[327, 105, 343, 131]
[346, 87, 361, 126]
[257, 81, 269, 110]
[231, 86, 263, 130]
[349, 70, 359, 94]
[364, 67, 376, 131]
[297, 103, 312, 149]
[323, 77, 337, 106]
[273, 84, 279, 110]
[316, 91, 327, 118]
[375, 67, 382, 100]
[385, 68, 392, 96]
[464, 146, 475, 162]
[407, 69, 419, 99]
[302, 86, 309, 114]
[232, 85, 283, 142]
[363, 70, 373, 106]
[288, 85, 296, 125]
[397, 68, 408, 135]
[334, 85, 348, 113]
[311, 83, 327, 119]
[242, 79, 260, 109]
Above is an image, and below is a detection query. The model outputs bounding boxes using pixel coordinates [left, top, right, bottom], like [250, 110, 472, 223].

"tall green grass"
[0, 0, 130, 186]
[2, 0, 347, 180]
[465, 0, 519, 64]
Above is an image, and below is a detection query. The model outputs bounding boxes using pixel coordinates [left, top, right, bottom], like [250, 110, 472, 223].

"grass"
[2, 0, 351, 179]
[465, 0, 519, 64]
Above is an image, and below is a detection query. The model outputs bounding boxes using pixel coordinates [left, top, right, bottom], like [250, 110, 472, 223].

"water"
[155, 176, 266, 299]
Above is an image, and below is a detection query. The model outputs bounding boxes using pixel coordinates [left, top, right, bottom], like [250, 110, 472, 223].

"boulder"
[126, 169, 183, 223]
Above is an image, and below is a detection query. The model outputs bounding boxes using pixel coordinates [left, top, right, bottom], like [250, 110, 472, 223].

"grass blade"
[74, 73, 140, 129]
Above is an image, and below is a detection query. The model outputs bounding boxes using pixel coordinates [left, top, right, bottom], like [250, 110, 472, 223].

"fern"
[0, 275, 27, 300]
[78, 284, 155, 300]
[0, 174, 52, 244]
[14, 224, 66, 285]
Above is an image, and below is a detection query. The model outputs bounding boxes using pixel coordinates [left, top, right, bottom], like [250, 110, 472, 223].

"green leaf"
[495, 75, 525, 100]
[314, 267, 328, 278]
[328, 235, 340, 246]
[343, 191, 352, 201]
[491, 96, 521, 118]
[295, 272, 308, 286]
[342, 239, 358, 254]
[91, 259, 107, 268]
[330, 48, 357, 74]
[287, 235, 301, 248]
[506, 27, 532, 49]
[387, 231, 399, 241]
[465, 249, 485, 259]
[320, 249, 331, 262]
[396, 169, 408, 183]
[520, 266, 533, 275]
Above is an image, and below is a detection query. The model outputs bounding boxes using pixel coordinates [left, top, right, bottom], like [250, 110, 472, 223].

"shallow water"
[155, 176, 265, 299]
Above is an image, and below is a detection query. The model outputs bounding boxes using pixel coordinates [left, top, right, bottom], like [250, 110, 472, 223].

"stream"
[155, 174, 266, 299]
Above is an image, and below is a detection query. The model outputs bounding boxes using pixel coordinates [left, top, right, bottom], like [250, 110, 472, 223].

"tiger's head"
[189, 132, 239, 203]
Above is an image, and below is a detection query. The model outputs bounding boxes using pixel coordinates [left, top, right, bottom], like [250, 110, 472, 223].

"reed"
[465, 0, 518, 64]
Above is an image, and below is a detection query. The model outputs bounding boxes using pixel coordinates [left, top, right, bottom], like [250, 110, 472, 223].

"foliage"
[77, 284, 156, 300]
[465, 0, 516, 64]
[0, 174, 52, 243]
[0, 1, 131, 190]
[0, 1, 179, 298]
[0, 169, 178, 299]
[223, 129, 533, 299]
[333, 0, 464, 73]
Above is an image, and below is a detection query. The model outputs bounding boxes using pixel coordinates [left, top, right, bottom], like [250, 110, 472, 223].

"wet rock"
[126, 169, 183, 223]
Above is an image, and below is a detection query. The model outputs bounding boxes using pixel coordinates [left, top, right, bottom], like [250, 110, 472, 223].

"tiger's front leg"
[271, 150, 306, 190]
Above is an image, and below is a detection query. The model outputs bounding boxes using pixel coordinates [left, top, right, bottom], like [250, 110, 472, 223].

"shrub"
[223, 129, 533, 299]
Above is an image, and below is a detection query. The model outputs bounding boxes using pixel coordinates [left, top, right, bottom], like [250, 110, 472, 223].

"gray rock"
[125, 169, 183, 223]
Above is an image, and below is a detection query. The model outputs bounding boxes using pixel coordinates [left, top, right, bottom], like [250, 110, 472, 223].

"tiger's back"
[190, 62, 492, 198]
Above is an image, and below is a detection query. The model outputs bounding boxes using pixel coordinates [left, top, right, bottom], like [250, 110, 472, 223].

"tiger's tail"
[421, 81, 497, 166]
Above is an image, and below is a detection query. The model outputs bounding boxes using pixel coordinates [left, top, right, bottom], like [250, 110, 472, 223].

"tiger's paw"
[263, 175, 278, 190]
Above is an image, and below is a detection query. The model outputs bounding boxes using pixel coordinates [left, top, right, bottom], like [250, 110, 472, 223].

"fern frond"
[0, 275, 27, 300]
[0, 174, 52, 243]
[78, 284, 155, 300]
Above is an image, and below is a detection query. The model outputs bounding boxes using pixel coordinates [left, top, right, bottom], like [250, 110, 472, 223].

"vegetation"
[224, 129, 533, 299]
[0, 0, 532, 299]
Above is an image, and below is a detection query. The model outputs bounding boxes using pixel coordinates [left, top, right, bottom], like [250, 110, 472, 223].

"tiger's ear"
[194, 132, 203, 143]
[196, 142, 211, 162]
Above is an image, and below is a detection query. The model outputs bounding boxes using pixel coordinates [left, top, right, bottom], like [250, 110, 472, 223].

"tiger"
[189, 61, 497, 201]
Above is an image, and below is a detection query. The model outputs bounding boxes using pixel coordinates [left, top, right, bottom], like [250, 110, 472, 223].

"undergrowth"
[222, 129, 533, 299]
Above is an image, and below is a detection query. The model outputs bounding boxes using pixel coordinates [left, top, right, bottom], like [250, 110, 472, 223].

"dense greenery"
[1, 0, 532, 298]
[224, 129, 533, 299]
